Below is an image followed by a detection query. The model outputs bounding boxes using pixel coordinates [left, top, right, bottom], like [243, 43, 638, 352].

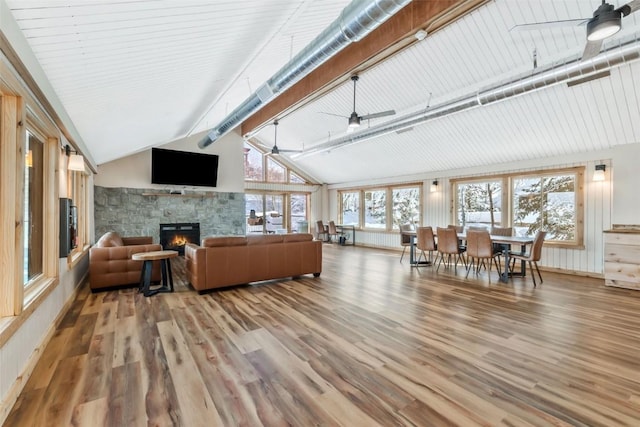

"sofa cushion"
[202, 236, 248, 247]
[95, 231, 124, 247]
[283, 233, 313, 243]
[247, 235, 284, 245]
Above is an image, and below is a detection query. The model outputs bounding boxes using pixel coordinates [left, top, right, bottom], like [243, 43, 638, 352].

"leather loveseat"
[89, 232, 162, 291]
[184, 233, 322, 293]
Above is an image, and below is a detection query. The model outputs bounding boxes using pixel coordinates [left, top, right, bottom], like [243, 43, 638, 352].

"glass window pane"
[244, 142, 263, 181]
[266, 158, 286, 183]
[265, 194, 284, 232]
[246, 194, 265, 234]
[290, 194, 308, 232]
[364, 190, 386, 229]
[290, 171, 305, 184]
[24, 132, 44, 284]
[341, 192, 360, 226]
[392, 187, 420, 229]
[513, 174, 576, 240]
[456, 181, 502, 229]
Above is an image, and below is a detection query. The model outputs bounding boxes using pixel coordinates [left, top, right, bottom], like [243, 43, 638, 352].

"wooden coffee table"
[132, 250, 179, 296]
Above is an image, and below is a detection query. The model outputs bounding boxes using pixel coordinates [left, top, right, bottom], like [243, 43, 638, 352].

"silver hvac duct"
[198, 0, 411, 149]
[295, 37, 640, 158]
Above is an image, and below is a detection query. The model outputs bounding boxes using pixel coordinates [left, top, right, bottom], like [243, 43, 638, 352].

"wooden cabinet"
[604, 229, 640, 290]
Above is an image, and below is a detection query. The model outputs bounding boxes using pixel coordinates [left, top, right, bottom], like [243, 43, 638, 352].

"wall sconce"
[65, 144, 85, 172]
[430, 180, 439, 193]
[593, 164, 606, 182]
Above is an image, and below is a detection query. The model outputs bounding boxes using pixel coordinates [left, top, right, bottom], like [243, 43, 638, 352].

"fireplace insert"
[159, 223, 200, 255]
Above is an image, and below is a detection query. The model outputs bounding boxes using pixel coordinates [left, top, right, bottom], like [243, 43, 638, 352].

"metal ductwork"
[294, 37, 640, 158]
[198, 0, 411, 149]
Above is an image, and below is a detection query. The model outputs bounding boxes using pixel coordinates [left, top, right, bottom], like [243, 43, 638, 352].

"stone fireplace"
[160, 223, 200, 255]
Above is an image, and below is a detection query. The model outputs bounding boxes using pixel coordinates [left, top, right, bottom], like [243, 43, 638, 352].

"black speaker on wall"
[59, 198, 77, 257]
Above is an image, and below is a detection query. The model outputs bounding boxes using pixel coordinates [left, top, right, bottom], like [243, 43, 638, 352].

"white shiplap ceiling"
[5, 0, 352, 164]
[255, 0, 640, 183]
[5, 0, 640, 184]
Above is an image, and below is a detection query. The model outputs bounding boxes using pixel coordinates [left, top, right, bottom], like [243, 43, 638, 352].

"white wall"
[94, 129, 245, 193]
[325, 145, 640, 276]
[611, 144, 640, 225]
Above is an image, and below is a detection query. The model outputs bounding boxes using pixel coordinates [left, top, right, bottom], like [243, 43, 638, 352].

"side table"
[132, 250, 179, 296]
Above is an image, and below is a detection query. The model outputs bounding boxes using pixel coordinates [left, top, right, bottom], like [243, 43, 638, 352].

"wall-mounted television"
[151, 148, 219, 187]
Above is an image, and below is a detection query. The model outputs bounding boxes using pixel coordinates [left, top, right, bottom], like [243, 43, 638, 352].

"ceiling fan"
[322, 75, 396, 132]
[266, 120, 302, 155]
[511, 0, 640, 60]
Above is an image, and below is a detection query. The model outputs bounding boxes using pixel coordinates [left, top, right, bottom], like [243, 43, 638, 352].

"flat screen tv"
[151, 148, 219, 187]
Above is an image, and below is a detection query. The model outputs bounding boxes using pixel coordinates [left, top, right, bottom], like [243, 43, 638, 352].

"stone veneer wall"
[94, 186, 245, 243]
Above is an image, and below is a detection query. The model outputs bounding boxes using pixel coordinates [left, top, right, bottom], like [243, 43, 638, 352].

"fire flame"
[170, 235, 189, 246]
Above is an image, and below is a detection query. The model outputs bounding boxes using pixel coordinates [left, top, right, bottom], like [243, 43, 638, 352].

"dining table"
[406, 230, 535, 283]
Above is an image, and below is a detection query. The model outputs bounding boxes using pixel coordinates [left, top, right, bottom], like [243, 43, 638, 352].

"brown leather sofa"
[89, 232, 162, 291]
[184, 233, 322, 293]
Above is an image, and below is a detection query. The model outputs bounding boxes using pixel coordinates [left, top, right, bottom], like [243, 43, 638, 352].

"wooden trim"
[241, 0, 489, 135]
[0, 95, 22, 316]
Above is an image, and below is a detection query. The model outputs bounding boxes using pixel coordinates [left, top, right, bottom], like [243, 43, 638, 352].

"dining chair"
[490, 226, 513, 254]
[436, 227, 466, 271]
[328, 221, 344, 243]
[509, 230, 546, 286]
[415, 226, 437, 266]
[448, 224, 467, 255]
[465, 229, 501, 278]
[316, 220, 328, 241]
[399, 223, 414, 263]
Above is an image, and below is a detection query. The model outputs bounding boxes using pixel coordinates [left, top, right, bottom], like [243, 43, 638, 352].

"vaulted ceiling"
[5, 0, 640, 185]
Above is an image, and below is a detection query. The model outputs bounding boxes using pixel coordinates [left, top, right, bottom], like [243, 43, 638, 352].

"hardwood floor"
[6, 244, 640, 426]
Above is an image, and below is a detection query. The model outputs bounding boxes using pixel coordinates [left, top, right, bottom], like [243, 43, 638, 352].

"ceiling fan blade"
[617, 0, 640, 16]
[318, 111, 348, 118]
[582, 39, 604, 60]
[510, 18, 588, 32]
[360, 110, 396, 121]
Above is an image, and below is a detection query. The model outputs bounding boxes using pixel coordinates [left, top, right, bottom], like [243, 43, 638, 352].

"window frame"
[451, 166, 584, 248]
[244, 191, 310, 234]
[243, 140, 310, 184]
[339, 183, 422, 231]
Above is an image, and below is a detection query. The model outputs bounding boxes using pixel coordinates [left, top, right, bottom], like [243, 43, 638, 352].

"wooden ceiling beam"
[241, 0, 488, 136]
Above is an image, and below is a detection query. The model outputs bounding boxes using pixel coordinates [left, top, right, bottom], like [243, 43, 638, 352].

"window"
[339, 184, 422, 230]
[364, 189, 387, 229]
[244, 141, 311, 184]
[245, 194, 265, 233]
[512, 172, 579, 242]
[340, 191, 360, 226]
[24, 132, 44, 285]
[265, 194, 284, 232]
[392, 186, 420, 229]
[244, 142, 263, 181]
[290, 171, 306, 184]
[455, 179, 502, 229]
[452, 167, 583, 246]
[266, 158, 286, 183]
[245, 192, 311, 234]
[290, 194, 308, 233]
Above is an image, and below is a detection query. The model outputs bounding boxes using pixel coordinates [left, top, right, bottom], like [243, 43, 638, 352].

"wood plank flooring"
[6, 244, 640, 426]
